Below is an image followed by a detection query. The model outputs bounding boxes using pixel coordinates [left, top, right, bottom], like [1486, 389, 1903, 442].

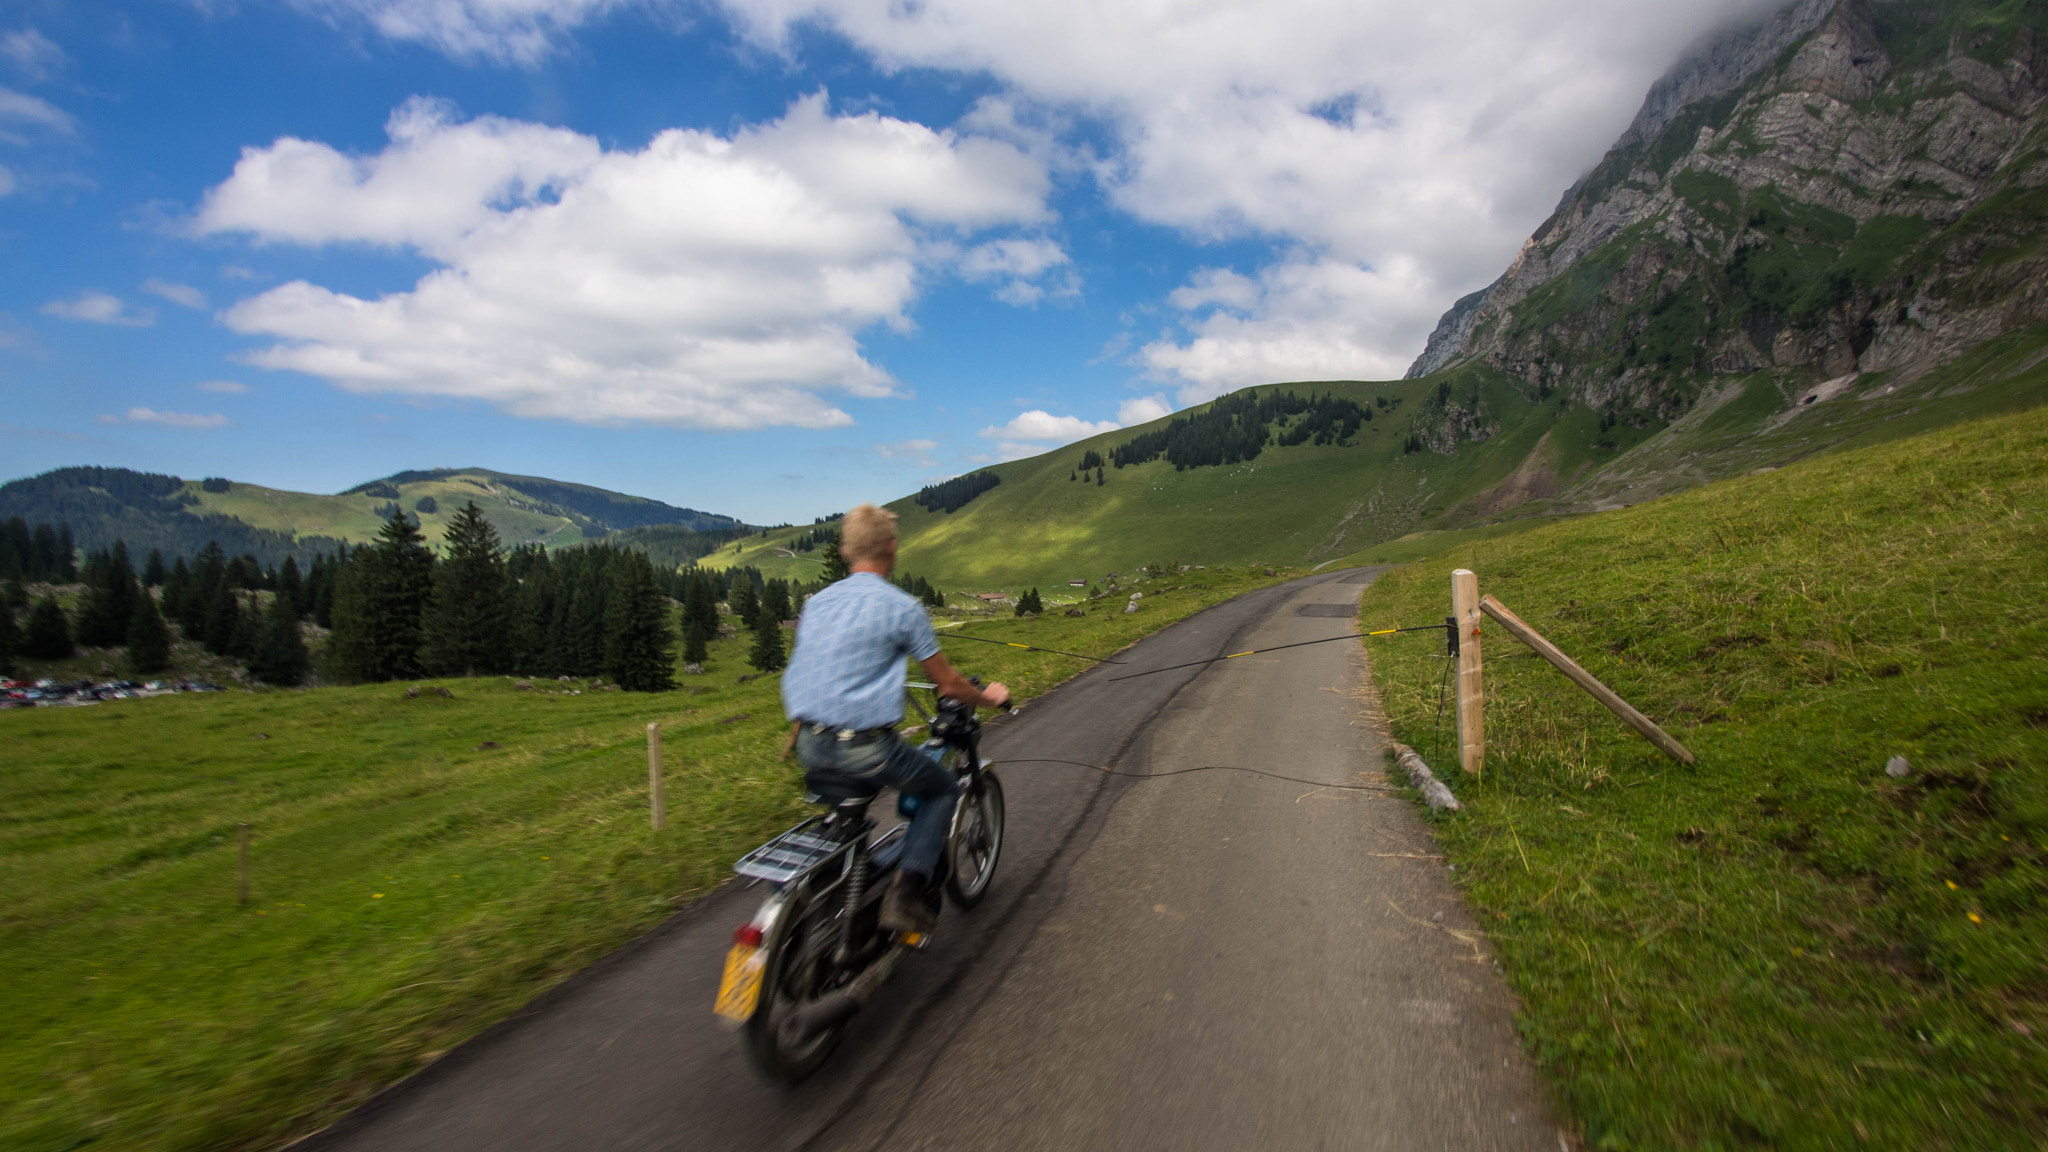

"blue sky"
[0, 0, 1770, 524]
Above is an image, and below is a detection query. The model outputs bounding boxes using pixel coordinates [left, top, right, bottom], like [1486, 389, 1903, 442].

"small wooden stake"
[647, 722, 667, 831]
[1478, 594, 1696, 765]
[236, 823, 250, 905]
[1452, 569, 1484, 776]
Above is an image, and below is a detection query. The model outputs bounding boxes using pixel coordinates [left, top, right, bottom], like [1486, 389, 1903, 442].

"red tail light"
[733, 924, 764, 947]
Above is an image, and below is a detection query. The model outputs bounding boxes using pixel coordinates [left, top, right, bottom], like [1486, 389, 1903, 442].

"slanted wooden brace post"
[1478, 594, 1696, 766]
[1451, 569, 1484, 776]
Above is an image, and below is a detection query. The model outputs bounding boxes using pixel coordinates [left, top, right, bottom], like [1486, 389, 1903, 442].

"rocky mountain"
[1408, 0, 2048, 424]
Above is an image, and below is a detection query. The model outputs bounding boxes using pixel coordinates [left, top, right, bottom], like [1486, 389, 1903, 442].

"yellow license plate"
[713, 944, 765, 1025]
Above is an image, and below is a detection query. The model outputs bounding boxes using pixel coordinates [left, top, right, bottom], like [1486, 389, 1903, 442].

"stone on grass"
[1886, 755, 1910, 778]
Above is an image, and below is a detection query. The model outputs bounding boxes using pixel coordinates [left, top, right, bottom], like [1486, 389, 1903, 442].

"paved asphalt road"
[300, 570, 1562, 1152]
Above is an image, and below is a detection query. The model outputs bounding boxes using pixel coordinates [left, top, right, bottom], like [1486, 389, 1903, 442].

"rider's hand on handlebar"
[983, 682, 1012, 710]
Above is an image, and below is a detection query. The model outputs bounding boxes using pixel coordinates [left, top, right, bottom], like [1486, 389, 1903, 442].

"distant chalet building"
[1068, 580, 1086, 587]
[974, 593, 1011, 604]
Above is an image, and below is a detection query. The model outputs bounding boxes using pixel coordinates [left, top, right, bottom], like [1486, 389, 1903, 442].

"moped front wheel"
[945, 771, 1005, 909]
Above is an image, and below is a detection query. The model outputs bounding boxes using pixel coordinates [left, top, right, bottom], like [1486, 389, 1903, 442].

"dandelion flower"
[1968, 912, 1982, 924]
[373, 893, 384, 899]
[1946, 880, 1958, 890]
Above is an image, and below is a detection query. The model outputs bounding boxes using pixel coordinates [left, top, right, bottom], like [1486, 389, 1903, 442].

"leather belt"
[803, 722, 896, 744]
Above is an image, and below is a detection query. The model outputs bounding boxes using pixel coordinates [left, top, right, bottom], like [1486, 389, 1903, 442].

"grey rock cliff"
[1405, 0, 2048, 408]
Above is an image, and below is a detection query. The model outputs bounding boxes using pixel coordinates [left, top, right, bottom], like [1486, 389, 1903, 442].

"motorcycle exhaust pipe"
[787, 943, 909, 1040]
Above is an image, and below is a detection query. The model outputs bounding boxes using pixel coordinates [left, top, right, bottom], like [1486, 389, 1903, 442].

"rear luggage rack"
[734, 821, 847, 884]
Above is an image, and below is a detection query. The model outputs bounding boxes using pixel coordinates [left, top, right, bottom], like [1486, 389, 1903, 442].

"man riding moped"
[779, 503, 1010, 938]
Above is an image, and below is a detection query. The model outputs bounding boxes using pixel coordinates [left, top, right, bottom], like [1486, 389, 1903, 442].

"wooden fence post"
[1452, 569, 1484, 776]
[237, 823, 250, 905]
[647, 723, 667, 831]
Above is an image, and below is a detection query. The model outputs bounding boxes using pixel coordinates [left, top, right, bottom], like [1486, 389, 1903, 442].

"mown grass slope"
[0, 564, 1293, 1152]
[1361, 404, 2047, 1149]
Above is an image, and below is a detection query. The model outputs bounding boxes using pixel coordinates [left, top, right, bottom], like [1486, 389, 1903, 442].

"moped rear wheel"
[743, 896, 847, 1083]
[945, 771, 1005, 909]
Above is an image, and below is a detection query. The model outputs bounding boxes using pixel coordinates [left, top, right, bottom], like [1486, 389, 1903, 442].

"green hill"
[695, 323, 2044, 593]
[0, 466, 745, 566]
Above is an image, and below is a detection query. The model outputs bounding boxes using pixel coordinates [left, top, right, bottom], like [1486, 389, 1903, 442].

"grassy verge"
[0, 563, 1293, 1152]
[1360, 405, 2047, 1148]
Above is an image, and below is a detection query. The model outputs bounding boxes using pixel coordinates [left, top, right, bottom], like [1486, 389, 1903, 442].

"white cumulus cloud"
[1, 29, 65, 81]
[713, 0, 1781, 384]
[875, 437, 938, 464]
[42, 291, 155, 327]
[1116, 394, 1171, 425]
[198, 93, 1054, 430]
[0, 84, 73, 142]
[284, 0, 629, 63]
[143, 279, 208, 309]
[980, 409, 1119, 444]
[957, 236, 1074, 306]
[1141, 254, 1441, 403]
[98, 407, 230, 429]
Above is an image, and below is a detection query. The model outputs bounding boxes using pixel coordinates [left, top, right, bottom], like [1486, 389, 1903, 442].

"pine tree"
[820, 530, 851, 584]
[507, 546, 555, 675]
[748, 602, 785, 672]
[313, 548, 341, 628]
[56, 524, 77, 581]
[73, 551, 127, 648]
[72, 543, 140, 649]
[230, 603, 260, 660]
[1095, 467, 1105, 486]
[421, 501, 511, 677]
[730, 577, 760, 628]
[248, 590, 310, 686]
[23, 596, 73, 660]
[183, 543, 226, 639]
[127, 592, 172, 676]
[0, 517, 26, 582]
[324, 509, 435, 682]
[2, 578, 24, 616]
[761, 579, 792, 624]
[142, 549, 166, 588]
[1015, 587, 1042, 616]
[602, 553, 675, 691]
[0, 596, 19, 672]
[680, 571, 717, 665]
[202, 583, 240, 656]
[278, 555, 304, 619]
[162, 558, 191, 626]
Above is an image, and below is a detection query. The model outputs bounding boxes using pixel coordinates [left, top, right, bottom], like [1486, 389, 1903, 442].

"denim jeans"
[796, 727, 960, 879]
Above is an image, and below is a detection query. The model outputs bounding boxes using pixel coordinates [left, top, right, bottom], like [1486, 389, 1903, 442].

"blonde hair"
[838, 503, 899, 565]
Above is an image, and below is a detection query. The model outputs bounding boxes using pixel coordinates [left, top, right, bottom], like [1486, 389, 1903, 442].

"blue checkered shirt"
[781, 573, 941, 730]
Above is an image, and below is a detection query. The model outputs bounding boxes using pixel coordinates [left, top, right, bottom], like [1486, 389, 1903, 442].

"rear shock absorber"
[835, 849, 868, 965]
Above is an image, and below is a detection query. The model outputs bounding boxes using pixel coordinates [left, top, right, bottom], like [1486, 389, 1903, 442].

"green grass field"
[0, 564, 1294, 1152]
[1360, 404, 2048, 1149]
